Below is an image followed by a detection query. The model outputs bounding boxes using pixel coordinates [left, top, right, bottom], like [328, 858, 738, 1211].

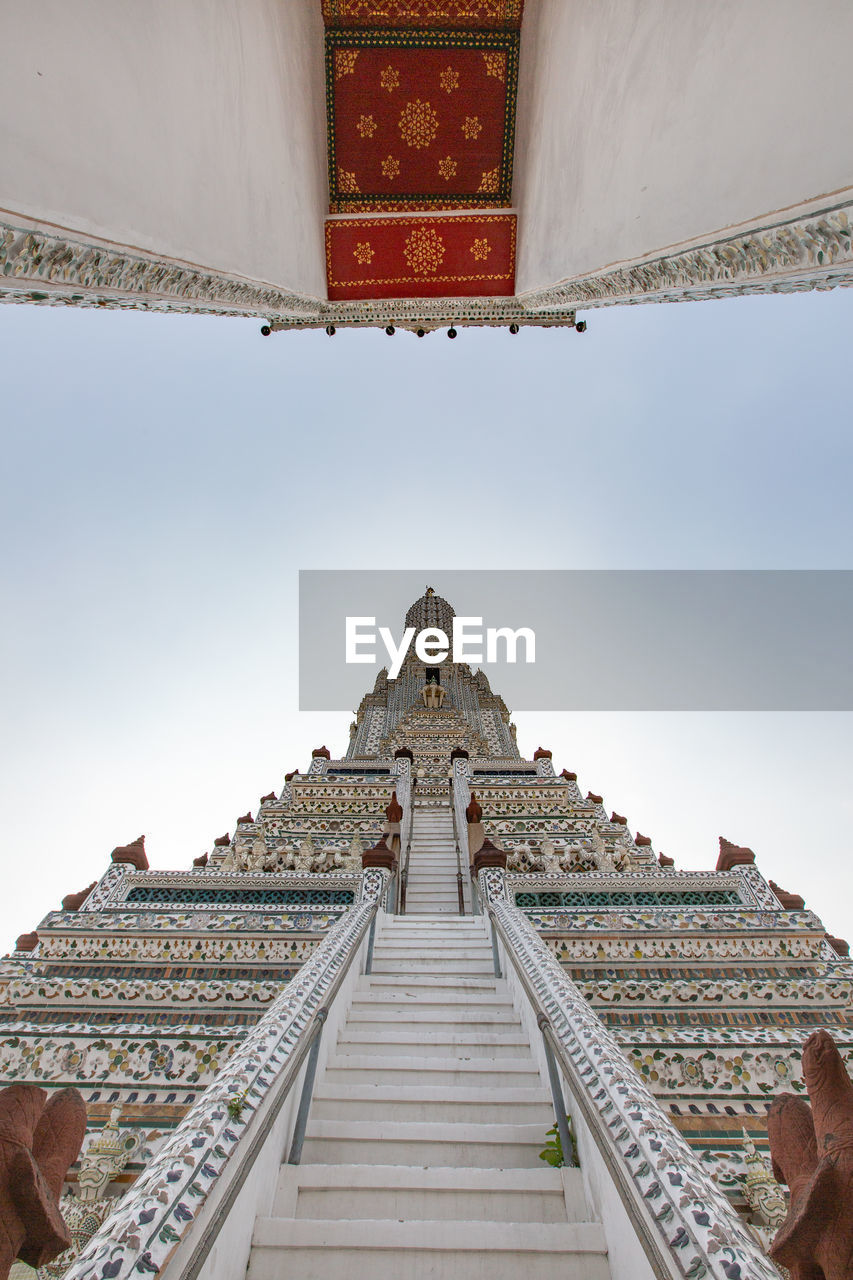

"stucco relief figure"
[39, 1108, 139, 1280]
[589, 828, 617, 873]
[767, 1028, 853, 1279]
[0, 1084, 87, 1279]
[741, 1128, 787, 1252]
[421, 680, 445, 709]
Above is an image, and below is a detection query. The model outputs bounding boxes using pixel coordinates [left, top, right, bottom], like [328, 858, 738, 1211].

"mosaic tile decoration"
[321, 0, 524, 29]
[326, 213, 516, 299]
[325, 29, 519, 211]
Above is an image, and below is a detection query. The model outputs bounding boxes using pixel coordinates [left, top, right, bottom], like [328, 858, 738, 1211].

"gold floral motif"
[353, 242, 374, 266]
[482, 51, 506, 81]
[438, 156, 458, 181]
[338, 168, 361, 194]
[335, 49, 360, 80]
[398, 99, 439, 150]
[461, 116, 482, 140]
[381, 155, 401, 180]
[356, 114, 377, 138]
[404, 226, 446, 274]
[380, 64, 400, 93]
[470, 237, 491, 261]
[478, 166, 500, 193]
[439, 67, 460, 94]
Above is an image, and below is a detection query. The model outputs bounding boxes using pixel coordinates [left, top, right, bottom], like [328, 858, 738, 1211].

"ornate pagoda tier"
[0, 589, 850, 1275]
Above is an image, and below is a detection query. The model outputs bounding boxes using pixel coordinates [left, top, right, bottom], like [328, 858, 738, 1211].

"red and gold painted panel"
[325, 214, 516, 299]
[321, 1, 523, 30]
[326, 29, 518, 212]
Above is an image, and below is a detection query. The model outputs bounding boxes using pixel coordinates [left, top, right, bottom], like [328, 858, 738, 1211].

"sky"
[1, 288, 852, 950]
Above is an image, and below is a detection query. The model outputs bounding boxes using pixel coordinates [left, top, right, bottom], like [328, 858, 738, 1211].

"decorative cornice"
[0, 218, 318, 318]
[520, 201, 853, 311]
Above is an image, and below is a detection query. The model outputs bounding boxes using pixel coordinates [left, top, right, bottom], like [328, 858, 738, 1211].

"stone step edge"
[252, 1219, 607, 1253]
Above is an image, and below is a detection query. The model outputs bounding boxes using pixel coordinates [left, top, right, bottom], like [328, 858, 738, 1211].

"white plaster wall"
[0, 0, 327, 297]
[515, 0, 853, 292]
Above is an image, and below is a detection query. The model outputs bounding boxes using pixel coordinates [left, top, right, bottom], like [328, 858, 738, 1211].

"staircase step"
[276, 1164, 582, 1223]
[249, 1218, 610, 1280]
[301, 1119, 550, 1167]
[322, 1055, 542, 1087]
[311, 1085, 552, 1124]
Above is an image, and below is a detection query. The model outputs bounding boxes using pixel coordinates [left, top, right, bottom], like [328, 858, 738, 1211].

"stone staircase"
[404, 801, 467, 914]
[248, 916, 611, 1280]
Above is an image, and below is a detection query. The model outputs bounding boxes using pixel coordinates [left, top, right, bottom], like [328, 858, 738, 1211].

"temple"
[1, 587, 850, 1279]
[2, 3, 852, 333]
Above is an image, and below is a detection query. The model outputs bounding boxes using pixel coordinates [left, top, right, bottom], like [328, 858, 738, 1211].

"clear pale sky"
[1, 290, 851, 950]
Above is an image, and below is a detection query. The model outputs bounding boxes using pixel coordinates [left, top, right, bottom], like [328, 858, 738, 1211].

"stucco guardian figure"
[0, 1084, 87, 1280]
[767, 1028, 853, 1279]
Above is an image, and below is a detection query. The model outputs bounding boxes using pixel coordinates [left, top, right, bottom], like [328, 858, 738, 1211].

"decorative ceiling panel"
[325, 213, 516, 300]
[321, 0, 523, 30]
[326, 29, 519, 212]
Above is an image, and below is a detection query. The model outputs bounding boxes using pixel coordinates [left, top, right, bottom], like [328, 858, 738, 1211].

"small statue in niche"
[421, 678, 446, 710]
[0, 1084, 87, 1280]
[539, 840, 563, 875]
[767, 1028, 853, 1279]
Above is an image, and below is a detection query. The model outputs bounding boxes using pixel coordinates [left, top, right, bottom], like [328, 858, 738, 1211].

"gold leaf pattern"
[353, 242, 374, 265]
[398, 99, 439, 150]
[482, 51, 506, 81]
[335, 49, 360, 79]
[439, 67, 460, 94]
[404, 226, 446, 274]
[381, 155, 401, 179]
[356, 114, 377, 138]
[338, 168, 361, 194]
[438, 156, 458, 181]
[478, 166, 500, 193]
[380, 64, 400, 93]
[461, 116, 482, 140]
[470, 237, 491, 261]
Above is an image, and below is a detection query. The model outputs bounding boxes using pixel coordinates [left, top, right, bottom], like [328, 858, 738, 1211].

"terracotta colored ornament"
[60, 883, 96, 913]
[312, 746, 331, 759]
[393, 748, 414, 762]
[466, 792, 483, 824]
[259, 791, 276, 804]
[658, 852, 675, 868]
[533, 747, 552, 760]
[192, 852, 208, 868]
[236, 812, 253, 826]
[385, 791, 403, 824]
[284, 769, 299, 782]
[586, 792, 603, 805]
[0, 1084, 87, 1277]
[471, 835, 506, 876]
[828, 936, 850, 958]
[715, 835, 756, 871]
[560, 768, 577, 781]
[213, 833, 230, 847]
[769, 880, 806, 910]
[361, 834, 396, 872]
[110, 835, 148, 870]
[15, 932, 38, 953]
[450, 748, 469, 762]
[635, 832, 652, 847]
[610, 812, 627, 825]
[768, 1028, 853, 1279]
